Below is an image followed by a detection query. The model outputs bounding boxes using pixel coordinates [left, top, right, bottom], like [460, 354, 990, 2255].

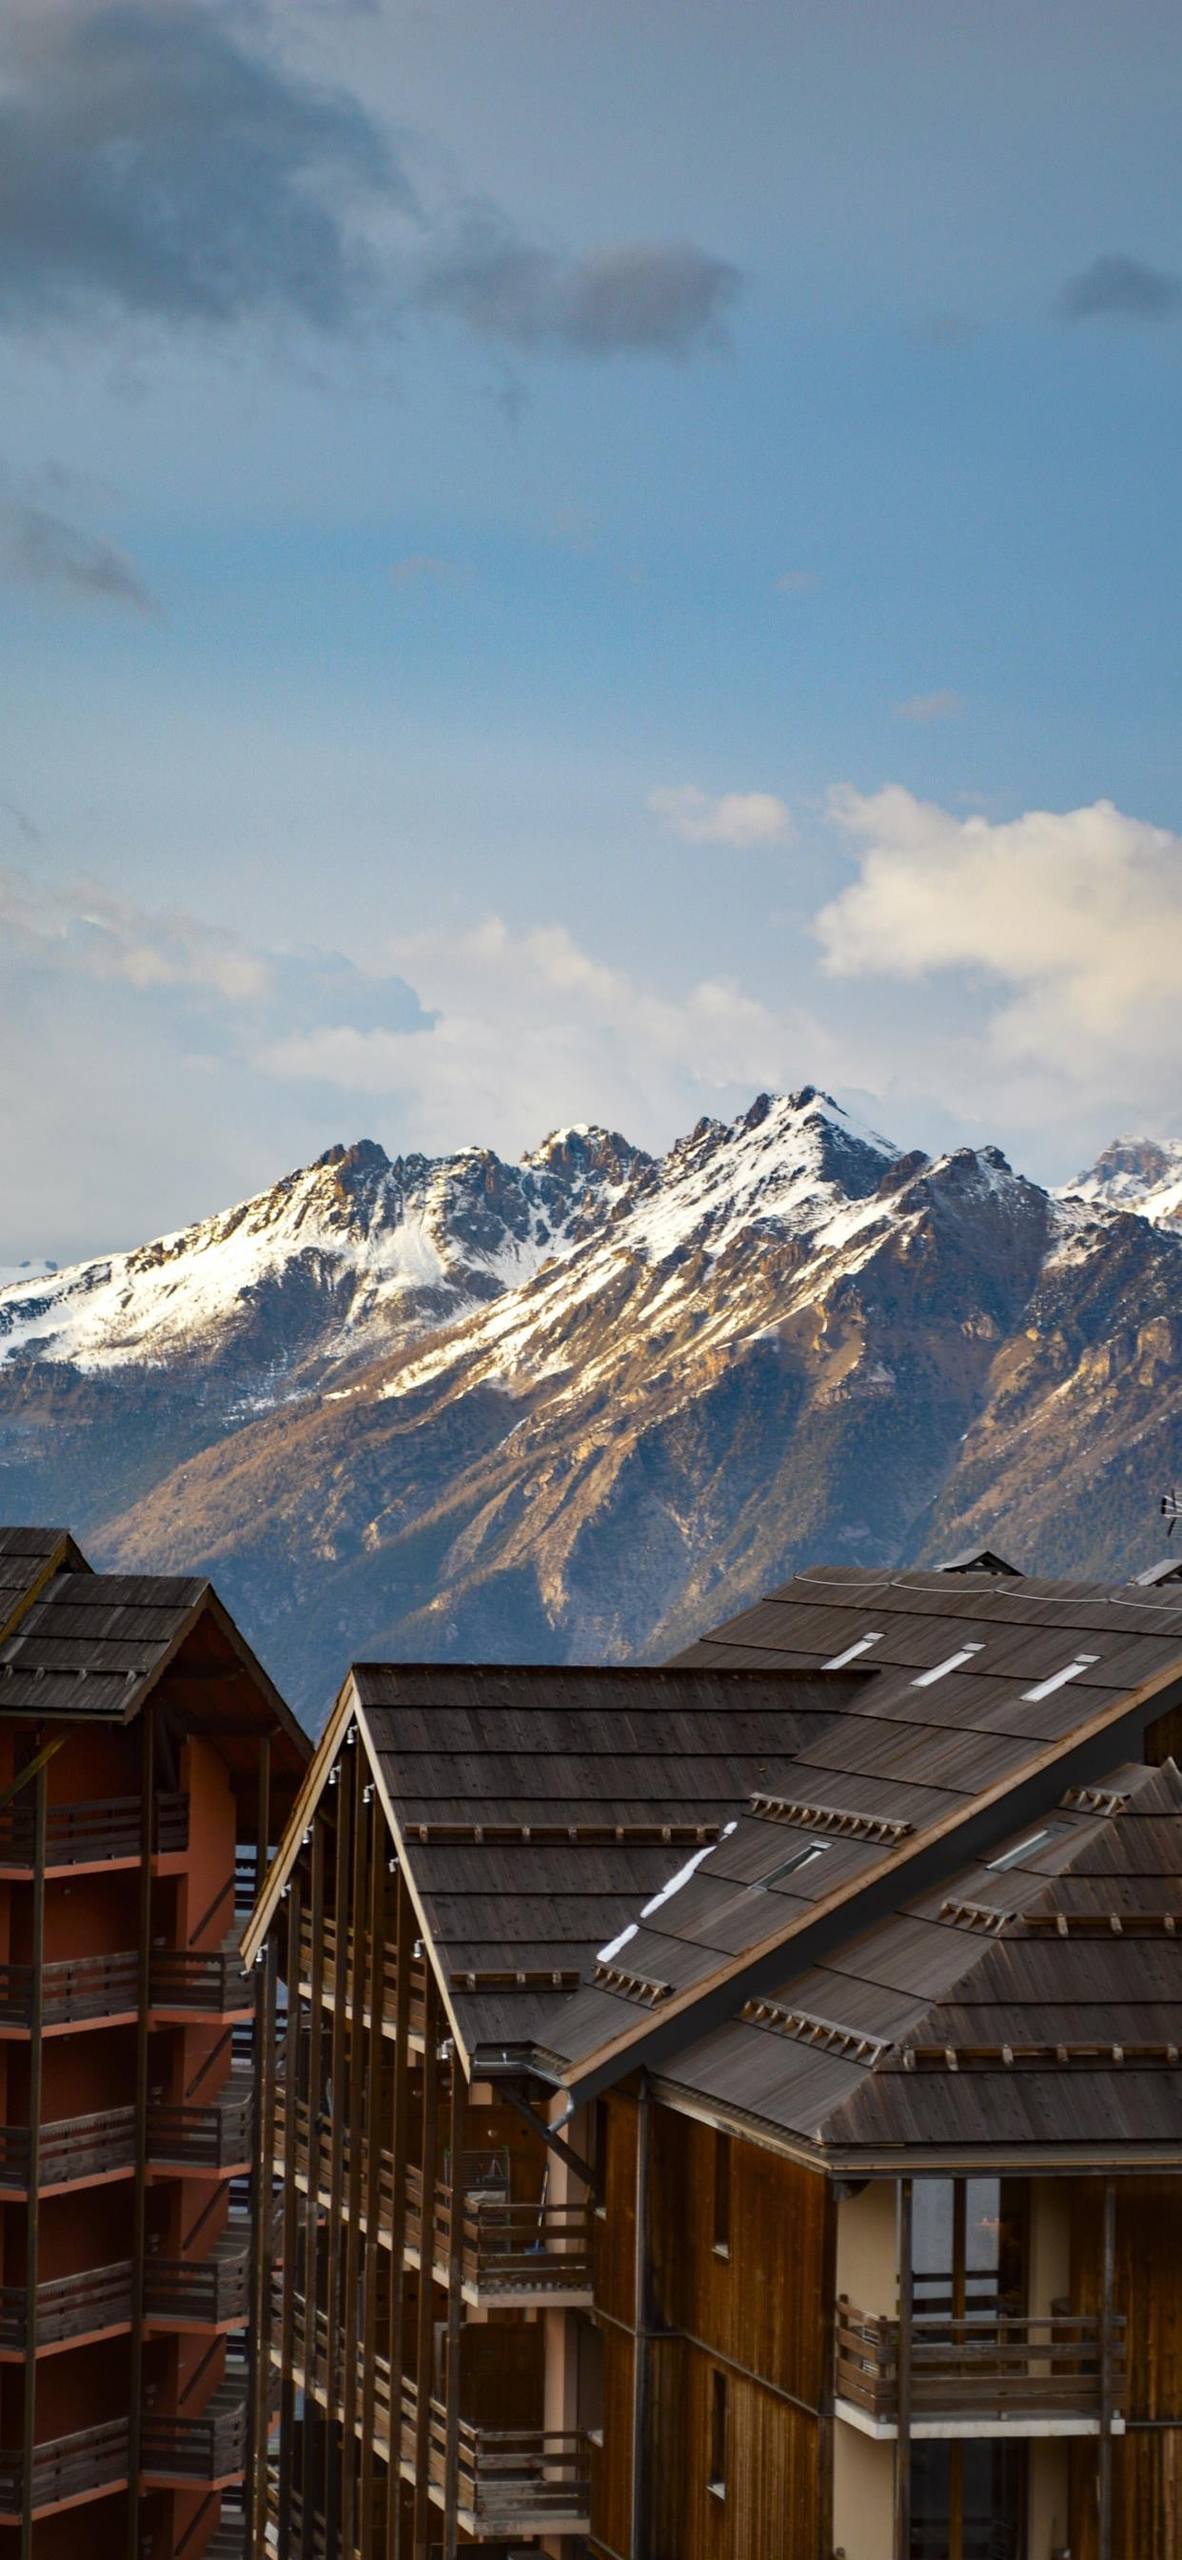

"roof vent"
[937, 1548, 1021, 1577]
[1131, 1558, 1182, 1589]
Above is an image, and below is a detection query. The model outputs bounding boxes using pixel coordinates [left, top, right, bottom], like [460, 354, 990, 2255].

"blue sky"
[2, 0, 1181, 1261]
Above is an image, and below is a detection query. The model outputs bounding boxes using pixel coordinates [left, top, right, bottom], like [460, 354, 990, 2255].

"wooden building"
[244, 1558, 1182, 2560]
[0, 1525, 307, 2560]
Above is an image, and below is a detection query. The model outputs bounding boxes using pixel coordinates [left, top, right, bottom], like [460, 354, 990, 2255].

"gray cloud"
[0, 2, 407, 334]
[1059, 253, 1182, 325]
[0, 6, 740, 364]
[1, 497, 155, 613]
[417, 221, 740, 356]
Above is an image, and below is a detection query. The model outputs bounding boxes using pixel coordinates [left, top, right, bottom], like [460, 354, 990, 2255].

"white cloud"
[817, 785, 1182, 1097]
[648, 784, 794, 849]
[262, 914, 813, 1150]
[894, 689, 964, 723]
[0, 863, 269, 1000]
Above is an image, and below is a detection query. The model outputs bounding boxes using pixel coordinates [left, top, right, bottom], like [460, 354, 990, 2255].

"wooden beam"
[495, 2080, 599, 2196]
[298, 1817, 328, 2543]
[247, 1933, 278, 2560]
[276, 1864, 304, 2557]
[321, 1749, 355, 2556]
[628, 2081, 652, 2560]
[126, 1703, 155, 2560]
[442, 2052, 466, 2560]
[412, 1969, 441, 2560]
[359, 1794, 389, 2557]
[256, 1732, 272, 1905]
[340, 1756, 371, 2557]
[388, 1869, 414, 2560]
[19, 1758, 47, 2560]
[1099, 2173, 1116, 2560]
[894, 2178, 912, 2560]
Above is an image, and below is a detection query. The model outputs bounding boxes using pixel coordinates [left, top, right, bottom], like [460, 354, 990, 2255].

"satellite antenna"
[1162, 1491, 1181, 1540]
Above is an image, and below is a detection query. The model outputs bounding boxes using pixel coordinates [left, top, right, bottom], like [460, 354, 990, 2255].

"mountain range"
[1, 1090, 1179, 1726]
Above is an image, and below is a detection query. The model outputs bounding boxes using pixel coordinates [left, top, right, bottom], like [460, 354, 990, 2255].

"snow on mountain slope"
[1061, 1135, 1182, 1228]
[0, 1128, 645, 1381]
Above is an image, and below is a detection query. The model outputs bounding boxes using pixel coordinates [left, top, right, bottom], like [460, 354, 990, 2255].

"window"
[1021, 1654, 1099, 1703]
[912, 1643, 984, 1688]
[823, 1631, 883, 1670]
[988, 1821, 1068, 1874]
[712, 2129, 731, 2257]
[708, 2369, 728, 2497]
[753, 1840, 830, 1891]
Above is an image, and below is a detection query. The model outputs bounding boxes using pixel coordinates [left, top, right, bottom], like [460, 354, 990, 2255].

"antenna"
[1162, 1491, 1181, 1541]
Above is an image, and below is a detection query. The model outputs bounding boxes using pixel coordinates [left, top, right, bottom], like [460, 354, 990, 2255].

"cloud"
[1059, 253, 1182, 325]
[261, 914, 804, 1150]
[0, 496, 155, 613]
[416, 222, 740, 357]
[648, 785, 794, 849]
[0, 6, 740, 365]
[816, 785, 1182, 1094]
[0, 3, 404, 335]
[894, 689, 963, 724]
[774, 569, 817, 595]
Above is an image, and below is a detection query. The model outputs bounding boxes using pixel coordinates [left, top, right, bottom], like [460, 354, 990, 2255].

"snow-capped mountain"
[1, 1092, 1178, 1724]
[1061, 1135, 1182, 1228]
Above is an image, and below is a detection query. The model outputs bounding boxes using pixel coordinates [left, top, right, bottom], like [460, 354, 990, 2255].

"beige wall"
[1027, 2437, 1070, 2559]
[836, 2179, 897, 2317]
[833, 2419, 894, 2560]
[1028, 2179, 1071, 2317]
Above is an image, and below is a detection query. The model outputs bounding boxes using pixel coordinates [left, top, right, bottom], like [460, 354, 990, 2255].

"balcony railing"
[148, 2072, 254, 2174]
[0, 2419, 130, 2516]
[276, 2099, 592, 2301]
[145, 2228, 251, 2329]
[297, 1913, 427, 2037]
[0, 2107, 137, 2192]
[0, 1951, 140, 2032]
[141, 2381, 248, 2485]
[0, 2260, 134, 2354]
[0, 1792, 187, 1874]
[835, 2298, 1126, 2427]
[149, 1944, 252, 2016]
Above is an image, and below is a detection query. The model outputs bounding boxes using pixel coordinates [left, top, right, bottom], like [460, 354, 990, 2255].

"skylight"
[912, 1643, 984, 1688]
[754, 1840, 830, 1890]
[1021, 1655, 1100, 1703]
[988, 1821, 1068, 1873]
[823, 1631, 883, 1670]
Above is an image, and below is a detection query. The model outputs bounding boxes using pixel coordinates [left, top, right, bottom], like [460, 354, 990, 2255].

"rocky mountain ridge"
[0, 1092, 1178, 1724]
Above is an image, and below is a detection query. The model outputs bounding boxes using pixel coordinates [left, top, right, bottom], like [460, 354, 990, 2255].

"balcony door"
[908, 2178, 1028, 2560]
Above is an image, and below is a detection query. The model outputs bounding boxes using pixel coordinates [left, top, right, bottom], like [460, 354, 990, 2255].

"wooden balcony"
[0, 1950, 139, 2034]
[835, 2297, 1127, 2437]
[296, 1912, 427, 2039]
[0, 2106, 137, 2192]
[276, 2097, 593, 2304]
[148, 2072, 254, 2176]
[0, 1792, 187, 1876]
[144, 2228, 251, 2330]
[0, 2260, 134, 2357]
[149, 1942, 253, 2018]
[141, 2380, 248, 2486]
[0, 2419, 130, 2520]
[265, 2478, 385, 2560]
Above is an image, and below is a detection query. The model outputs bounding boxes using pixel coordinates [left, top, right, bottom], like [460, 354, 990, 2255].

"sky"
[2, 0, 1182, 1264]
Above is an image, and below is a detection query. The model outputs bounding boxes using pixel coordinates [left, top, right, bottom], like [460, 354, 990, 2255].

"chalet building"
[0, 1525, 307, 2560]
[243, 1557, 1182, 2560]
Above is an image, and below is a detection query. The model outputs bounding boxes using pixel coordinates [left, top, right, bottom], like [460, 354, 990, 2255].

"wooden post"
[126, 1705, 155, 2560]
[247, 1932, 278, 2560]
[1098, 2174, 1116, 2560]
[298, 1818, 328, 2543]
[816, 2175, 838, 2560]
[628, 2080, 651, 2560]
[256, 1735, 272, 1905]
[894, 2177, 913, 2560]
[19, 1758, 47, 2560]
[358, 1795, 389, 2556]
[340, 1756, 372, 2556]
[388, 1870, 413, 2560]
[276, 1864, 304, 2556]
[412, 1970, 441, 2560]
[442, 2052, 466, 2560]
[321, 1745, 355, 2556]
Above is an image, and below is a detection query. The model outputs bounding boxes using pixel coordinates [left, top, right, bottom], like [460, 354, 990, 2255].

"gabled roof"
[0, 1526, 89, 1643]
[661, 1757, 1182, 2162]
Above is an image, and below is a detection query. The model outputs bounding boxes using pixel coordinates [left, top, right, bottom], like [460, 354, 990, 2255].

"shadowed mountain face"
[1, 1091, 1179, 1727]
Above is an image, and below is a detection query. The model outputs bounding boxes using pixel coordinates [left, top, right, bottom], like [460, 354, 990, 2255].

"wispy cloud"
[648, 785, 794, 848]
[894, 689, 964, 724]
[1059, 253, 1182, 324]
[416, 223, 740, 358]
[0, 496, 155, 614]
[773, 568, 817, 595]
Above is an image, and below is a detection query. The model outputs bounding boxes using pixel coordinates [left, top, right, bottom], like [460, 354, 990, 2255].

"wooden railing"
[297, 1912, 427, 2035]
[150, 1945, 252, 2015]
[0, 2259, 134, 2352]
[0, 2106, 137, 2191]
[0, 2418, 130, 2515]
[141, 2381, 248, 2483]
[0, 1950, 140, 2030]
[835, 2297, 1126, 2424]
[0, 1792, 187, 1872]
[145, 2236, 251, 2328]
[148, 2073, 254, 2174]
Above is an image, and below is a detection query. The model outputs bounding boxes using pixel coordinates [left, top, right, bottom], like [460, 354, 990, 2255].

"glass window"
[708, 2370, 727, 2494]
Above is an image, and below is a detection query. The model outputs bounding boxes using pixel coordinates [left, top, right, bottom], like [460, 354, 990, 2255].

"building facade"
[0, 1525, 307, 2560]
[245, 1559, 1182, 2560]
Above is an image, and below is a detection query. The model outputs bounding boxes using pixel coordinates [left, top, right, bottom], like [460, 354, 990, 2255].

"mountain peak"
[1060, 1133, 1182, 1228]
